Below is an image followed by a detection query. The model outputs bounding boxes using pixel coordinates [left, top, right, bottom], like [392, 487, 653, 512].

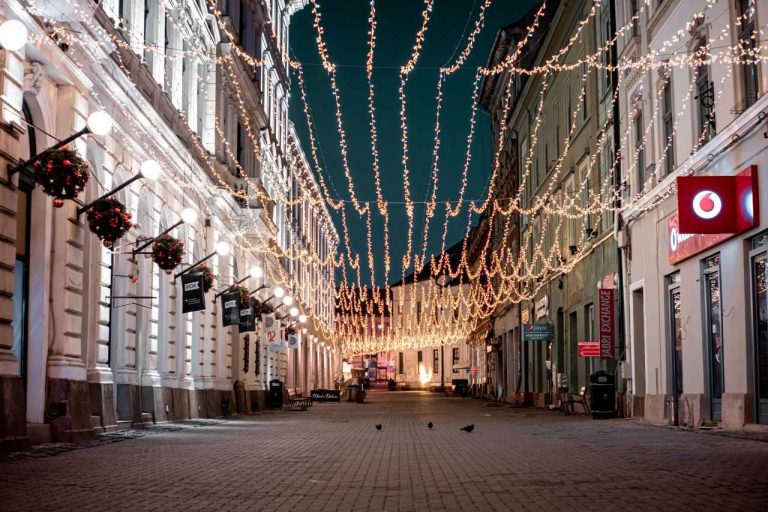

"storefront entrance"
[668, 272, 682, 425]
[750, 236, 768, 423]
[703, 254, 723, 421]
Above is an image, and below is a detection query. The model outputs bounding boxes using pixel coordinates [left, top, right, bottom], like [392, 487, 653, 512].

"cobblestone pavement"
[2, 391, 768, 511]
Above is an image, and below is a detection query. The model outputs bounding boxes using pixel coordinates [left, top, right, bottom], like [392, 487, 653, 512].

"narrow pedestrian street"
[2, 391, 767, 512]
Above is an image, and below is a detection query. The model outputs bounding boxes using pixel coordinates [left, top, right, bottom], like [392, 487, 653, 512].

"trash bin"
[269, 379, 283, 408]
[347, 384, 361, 402]
[589, 371, 615, 418]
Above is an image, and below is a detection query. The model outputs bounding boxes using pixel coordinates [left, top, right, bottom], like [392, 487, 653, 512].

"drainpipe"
[609, 1, 627, 398]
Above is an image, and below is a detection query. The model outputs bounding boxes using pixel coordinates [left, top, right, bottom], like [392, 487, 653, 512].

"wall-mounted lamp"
[174, 241, 230, 279]
[78, 159, 161, 217]
[133, 207, 197, 255]
[8, 110, 113, 179]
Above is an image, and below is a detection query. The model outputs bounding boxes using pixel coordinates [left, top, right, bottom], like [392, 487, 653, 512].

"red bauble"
[53, 198, 65, 208]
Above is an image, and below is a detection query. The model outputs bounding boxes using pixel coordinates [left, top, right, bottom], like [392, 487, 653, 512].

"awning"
[452, 363, 471, 370]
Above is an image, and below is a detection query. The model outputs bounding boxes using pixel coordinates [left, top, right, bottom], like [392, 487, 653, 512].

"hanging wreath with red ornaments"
[285, 326, 297, 336]
[252, 298, 265, 320]
[151, 235, 184, 274]
[192, 264, 214, 293]
[231, 285, 250, 307]
[85, 197, 132, 248]
[33, 147, 90, 207]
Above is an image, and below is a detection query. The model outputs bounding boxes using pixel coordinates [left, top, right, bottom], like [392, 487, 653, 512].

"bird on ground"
[375, 424, 382, 431]
[460, 424, 475, 433]
[427, 422, 433, 429]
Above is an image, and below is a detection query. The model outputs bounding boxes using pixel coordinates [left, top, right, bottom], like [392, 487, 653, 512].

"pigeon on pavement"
[460, 424, 475, 433]
[375, 424, 382, 431]
[427, 422, 433, 429]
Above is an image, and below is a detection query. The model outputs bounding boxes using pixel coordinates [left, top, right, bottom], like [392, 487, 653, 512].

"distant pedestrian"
[363, 377, 371, 392]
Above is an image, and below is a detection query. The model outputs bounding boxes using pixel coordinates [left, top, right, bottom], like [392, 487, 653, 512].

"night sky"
[289, 0, 541, 287]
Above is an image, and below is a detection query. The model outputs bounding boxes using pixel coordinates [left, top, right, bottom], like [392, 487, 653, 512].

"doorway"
[750, 242, 768, 423]
[703, 254, 723, 421]
[667, 272, 682, 425]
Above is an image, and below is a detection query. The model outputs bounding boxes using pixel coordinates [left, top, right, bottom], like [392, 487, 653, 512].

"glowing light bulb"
[215, 241, 230, 256]
[140, 160, 162, 181]
[249, 265, 263, 279]
[0, 20, 27, 52]
[282, 295, 293, 306]
[299, 314, 307, 324]
[289, 307, 299, 318]
[86, 110, 113, 136]
[273, 286, 285, 299]
[180, 208, 198, 224]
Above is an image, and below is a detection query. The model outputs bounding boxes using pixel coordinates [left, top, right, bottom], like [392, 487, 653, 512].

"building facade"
[481, 0, 621, 407]
[617, 0, 768, 428]
[0, 0, 338, 451]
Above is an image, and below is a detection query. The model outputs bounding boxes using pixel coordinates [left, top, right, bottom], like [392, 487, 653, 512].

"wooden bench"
[284, 388, 311, 411]
[562, 386, 590, 415]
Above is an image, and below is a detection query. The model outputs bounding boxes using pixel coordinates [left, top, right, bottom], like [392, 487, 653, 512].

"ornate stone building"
[0, 0, 337, 451]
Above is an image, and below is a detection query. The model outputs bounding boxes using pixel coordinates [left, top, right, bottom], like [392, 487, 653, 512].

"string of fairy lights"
[11, 0, 768, 353]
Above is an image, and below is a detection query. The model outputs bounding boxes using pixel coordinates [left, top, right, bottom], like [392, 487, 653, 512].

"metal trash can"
[589, 371, 616, 418]
[268, 379, 283, 408]
[347, 384, 360, 402]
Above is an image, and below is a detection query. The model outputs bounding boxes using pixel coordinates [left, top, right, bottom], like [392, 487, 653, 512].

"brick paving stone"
[1, 391, 768, 511]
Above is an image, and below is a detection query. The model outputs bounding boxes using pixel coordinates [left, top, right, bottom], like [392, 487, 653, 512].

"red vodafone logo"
[692, 190, 722, 220]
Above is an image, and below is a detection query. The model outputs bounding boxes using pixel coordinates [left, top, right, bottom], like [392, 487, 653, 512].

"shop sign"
[535, 295, 549, 319]
[676, 166, 758, 234]
[261, 313, 278, 344]
[287, 333, 299, 349]
[598, 288, 615, 360]
[523, 323, 553, 341]
[311, 389, 341, 401]
[220, 291, 240, 327]
[181, 273, 206, 313]
[521, 307, 530, 325]
[238, 303, 255, 332]
[578, 341, 600, 357]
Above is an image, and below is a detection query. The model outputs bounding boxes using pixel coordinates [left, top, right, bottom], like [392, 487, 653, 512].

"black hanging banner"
[181, 273, 206, 313]
[220, 291, 241, 327]
[239, 302, 255, 333]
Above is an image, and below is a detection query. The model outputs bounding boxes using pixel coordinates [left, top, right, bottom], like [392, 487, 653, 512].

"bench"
[284, 388, 311, 411]
[562, 386, 590, 415]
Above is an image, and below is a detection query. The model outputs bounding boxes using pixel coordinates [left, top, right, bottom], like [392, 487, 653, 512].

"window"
[452, 347, 459, 373]
[399, 351, 404, 375]
[661, 80, 675, 175]
[416, 301, 421, 324]
[751, 233, 768, 423]
[580, 61, 588, 124]
[737, 0, 759, 109]
[694, 40, 716, 142]
[634, 108, 646, 189]
[417, 350, 423, 365]
[630, 0, 640, 37]
[433, 349, 439, 374]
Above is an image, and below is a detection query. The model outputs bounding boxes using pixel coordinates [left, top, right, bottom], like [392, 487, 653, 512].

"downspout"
[609, 1, 627, 399]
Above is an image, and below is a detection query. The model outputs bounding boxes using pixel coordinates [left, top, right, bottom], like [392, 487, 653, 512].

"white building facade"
[617, 0, 768, 428]
[0, 0, 338, 451]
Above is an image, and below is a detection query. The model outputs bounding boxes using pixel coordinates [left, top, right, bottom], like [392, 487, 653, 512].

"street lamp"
[174, 240, 230, 279]
[282, 295, 294, 307]
[77, 158, 160, 217]
[0, 19, 28, 51]
[289, 307, 299, 318]
[8, 110, 113, 179]
[133, 207, 197, 255]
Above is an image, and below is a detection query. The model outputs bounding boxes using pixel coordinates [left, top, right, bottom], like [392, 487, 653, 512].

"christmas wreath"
[285, 326, 297, 336]
[85, 196, 132, 248]
[260, 301, 275, 318]
[152, 235, 184, 274]
[231, 285, 250, 307]
[192, 264, 214, 293]
[33, 147, 90, 207]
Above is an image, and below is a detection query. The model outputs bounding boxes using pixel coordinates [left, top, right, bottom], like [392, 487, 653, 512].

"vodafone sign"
[691, 190, 722, 219]
[669, 166, 759, 265]
[676, 166, 758, 234]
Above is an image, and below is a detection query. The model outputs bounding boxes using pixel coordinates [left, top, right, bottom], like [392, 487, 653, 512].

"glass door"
[668, 272, 682, 425]
[703, 255, 723, 421]
[751, 251, 768, 423]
